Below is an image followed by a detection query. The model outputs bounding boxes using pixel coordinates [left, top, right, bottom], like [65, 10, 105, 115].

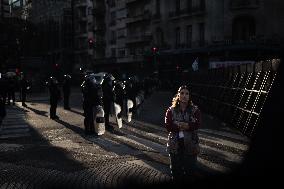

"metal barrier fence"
[189, 59, 280, 137]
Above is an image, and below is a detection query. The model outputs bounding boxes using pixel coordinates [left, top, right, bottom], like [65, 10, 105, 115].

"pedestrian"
[47, 76, 61, 119]
[0, 95, 6, 128]
[7, 76, 16, 105]
[113, 80, 125, 113]
[62, 74, 71, 110]
[102, 73, 115, 132]
[20, 73, 28, 107]
[164, 85, 201, 183]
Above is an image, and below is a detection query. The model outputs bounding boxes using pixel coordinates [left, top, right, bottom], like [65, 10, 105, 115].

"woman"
[165, 85, 201, 182]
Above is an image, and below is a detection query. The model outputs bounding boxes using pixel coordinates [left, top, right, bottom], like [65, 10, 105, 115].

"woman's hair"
[171, 85, 193, 108]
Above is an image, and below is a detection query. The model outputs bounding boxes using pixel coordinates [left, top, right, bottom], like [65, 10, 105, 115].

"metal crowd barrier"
[189, 59, 280, 137]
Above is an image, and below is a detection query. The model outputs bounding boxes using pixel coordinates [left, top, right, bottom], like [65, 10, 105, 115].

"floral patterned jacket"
[165, 104, 201, 155]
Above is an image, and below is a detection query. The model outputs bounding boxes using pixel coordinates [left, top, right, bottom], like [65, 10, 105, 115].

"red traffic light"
[15, 68, 20, 75]
[88, 38, 94, 44]
[152, 47, 158, 52]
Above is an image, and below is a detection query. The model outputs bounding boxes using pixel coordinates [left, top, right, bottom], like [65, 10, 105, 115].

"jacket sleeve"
[165, 107, 179, 133]
[186, 108, 201, 132]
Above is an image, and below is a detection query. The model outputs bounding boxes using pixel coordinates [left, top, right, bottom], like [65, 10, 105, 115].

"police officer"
[62, 74, 71, 110]
[7, 76, 16, 105]
[125, 78, 136, 113]
[81, 73, 103, 135]
[102, 73, 115, 132]
[47, 76, 61, 119]
[20, 73, 28, 107]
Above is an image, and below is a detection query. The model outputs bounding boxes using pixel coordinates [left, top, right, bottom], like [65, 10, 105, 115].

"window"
[198, 23, 205, 46]
[111, 48, 116, 57]
[175, 27, 180, 48]
[118, 49, 125, 57]
[156, 27, 164, 46]
[232, 16, 256, 42]
[156, 0, 160, 15]
[175, 0, 180, 13]
[200, 0, 206, 11]
[186, 25, 192, 47]
[187, 0, 192, 12]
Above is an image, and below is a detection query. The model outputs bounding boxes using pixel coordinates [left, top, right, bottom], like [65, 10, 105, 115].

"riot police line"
[43, 72, 158, 136]
[80, 72, 147, 135]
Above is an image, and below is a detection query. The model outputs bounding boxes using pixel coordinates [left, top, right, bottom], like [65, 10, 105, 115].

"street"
[0, 88, 250, 188]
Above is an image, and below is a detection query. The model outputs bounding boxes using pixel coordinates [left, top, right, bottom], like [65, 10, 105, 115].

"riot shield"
[94, 105, 105, 135]
[114, 102, 122, 128]
[135, 91, 144, 115]
[127, 99, 134, 122]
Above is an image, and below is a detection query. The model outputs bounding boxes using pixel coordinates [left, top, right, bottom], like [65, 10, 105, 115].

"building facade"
[150, 0, 284, 72]
[101, 0, 283, 74]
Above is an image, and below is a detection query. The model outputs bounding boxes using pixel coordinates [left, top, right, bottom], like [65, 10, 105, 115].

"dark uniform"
[62, 74, 71, 110]
[48, 77, 61, 119]
[7, 77, 16, 105]
[81, 74, 103, 135]
[20, 74, 28, 107]
[0, 77, 7, 127]
[102, 74, 115, 131]
[125, 79, 136, 113]
[113, 80, 125, 114]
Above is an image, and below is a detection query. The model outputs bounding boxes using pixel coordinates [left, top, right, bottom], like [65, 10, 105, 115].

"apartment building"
[0, 0, 9, 19]
[30, 0, 72, 72]
[73, 0, 95, 71]
[150, 0, 284, 70]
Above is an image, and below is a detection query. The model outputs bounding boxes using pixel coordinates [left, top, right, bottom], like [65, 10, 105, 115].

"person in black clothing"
[7, 76, 16, 105]
[0, 75, 8, 105]
[47, 76, 61, 119]
[20, 73, 28, 107]
[113, 80, 125, 113]
[102, 73, 115, 132]
[62, 74, 71, 110]
[124, 78, 136, 113]
[0, 77, 7, 127]
[81, 73, 103, 135]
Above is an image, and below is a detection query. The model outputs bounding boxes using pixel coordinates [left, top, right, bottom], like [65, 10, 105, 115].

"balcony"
[126, 34, 152, 44]
[209, 36, 281, 49]
[126, 11, 151, 24]
[169, 7, 206, 19]
[126, 0, 138, 4]
[230, 0, 260, 10]
[110, 39, 116, 45]
[93, 25, 106, 33]
[75, 1, 87, 8]
[94, 40, 106, 48]
[92, 7, 105, 17]
[152, 13, 161, 20]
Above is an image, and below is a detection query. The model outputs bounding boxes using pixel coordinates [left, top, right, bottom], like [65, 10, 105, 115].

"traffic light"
[15, 68, 20, 75]
[88, 38, 94, 49]
[151, 47, 158, 54]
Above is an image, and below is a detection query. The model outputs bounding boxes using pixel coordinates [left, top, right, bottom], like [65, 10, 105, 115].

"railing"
[169, 7, 206, 19]
[189, 59, 280, 137]
[230, 0, 260, 9]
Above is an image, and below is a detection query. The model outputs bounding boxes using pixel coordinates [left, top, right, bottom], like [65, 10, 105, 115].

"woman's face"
[178, 88, 190, 104]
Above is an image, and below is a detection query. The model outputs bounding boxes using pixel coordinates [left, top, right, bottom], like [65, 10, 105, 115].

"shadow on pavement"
[54, 118, 85, 137]
[68, 108, 84, 116]
[24, 105, 49, 117]
[0, 106, 93, 188]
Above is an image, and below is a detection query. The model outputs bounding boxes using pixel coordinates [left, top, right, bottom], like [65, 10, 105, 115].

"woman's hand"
[178, 122, 190, 131]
